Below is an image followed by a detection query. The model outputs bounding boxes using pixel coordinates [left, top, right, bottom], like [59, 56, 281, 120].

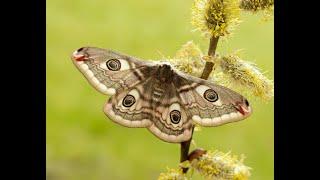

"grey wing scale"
[103, 78, 154, 128]
[71, 47, 155, 95]
[103, 77, 193, 143]
[173, 71, 252, 127]
[148, 81, 193, 142]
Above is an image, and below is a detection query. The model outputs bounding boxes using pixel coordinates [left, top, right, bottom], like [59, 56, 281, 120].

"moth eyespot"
[122, 95, 136, 107]
[204, 89, 218, 102]
[170, 110, 181, 124]
[106, 59, 121, 71]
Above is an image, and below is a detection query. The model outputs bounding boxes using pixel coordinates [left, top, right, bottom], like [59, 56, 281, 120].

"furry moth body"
[71, 47, 252, 143]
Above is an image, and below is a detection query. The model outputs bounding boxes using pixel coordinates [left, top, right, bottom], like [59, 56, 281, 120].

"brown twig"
[179, 36, 220, 174]
[201, 36, 219, 79]
[180, 127, 194, 173]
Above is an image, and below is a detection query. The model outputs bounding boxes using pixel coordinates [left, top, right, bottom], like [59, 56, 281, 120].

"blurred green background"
[47, 0, 273, 179]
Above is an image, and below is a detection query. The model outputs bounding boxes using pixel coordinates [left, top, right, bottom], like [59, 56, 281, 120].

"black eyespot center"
[77, 47, 84, 52]
[122, 95, 136, 107]
[204, 89, 218, 102]
[245, 99, 249, 106]
[170, 110, 181, 124]
[106, 59, 121, 71]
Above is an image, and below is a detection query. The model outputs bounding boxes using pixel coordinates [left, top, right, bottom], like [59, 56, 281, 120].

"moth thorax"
[157, 64, 174, 83]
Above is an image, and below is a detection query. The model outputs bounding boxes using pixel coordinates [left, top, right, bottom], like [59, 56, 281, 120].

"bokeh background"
[46, 0, 274, 179]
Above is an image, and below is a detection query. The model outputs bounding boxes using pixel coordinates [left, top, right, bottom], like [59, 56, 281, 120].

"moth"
[71, 47, 252, 143]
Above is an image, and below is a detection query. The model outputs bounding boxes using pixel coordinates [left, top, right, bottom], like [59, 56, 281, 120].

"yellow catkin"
[167, 41, 205, 77]
[190, 150, 251, 180]
[240, 0, 274, 12]
[158, 168, 188, 180]
[191, 0, 241, 38]
[213, 54, 274, 100]
[240, 0, 274, 21]
[159, 150, 250, 180]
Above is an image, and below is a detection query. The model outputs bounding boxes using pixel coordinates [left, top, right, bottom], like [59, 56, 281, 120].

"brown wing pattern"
[71, 47, 155, 95]
[173, 71, 252, 127]
[103, 77, 193, 143]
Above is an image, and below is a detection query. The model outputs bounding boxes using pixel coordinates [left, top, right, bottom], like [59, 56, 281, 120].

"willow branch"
[180, 35, 220, 173]
[201, 36, 219, 79]
[180, 128, 194, 173]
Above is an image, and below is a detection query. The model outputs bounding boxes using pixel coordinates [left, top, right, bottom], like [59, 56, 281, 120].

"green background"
[47, 0, 274, 179]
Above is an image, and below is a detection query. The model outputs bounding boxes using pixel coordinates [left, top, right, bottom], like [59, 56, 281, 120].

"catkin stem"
[180, 35, 220, 173]
[180, 128, 193, 173]
[201, 36, 219, 79]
